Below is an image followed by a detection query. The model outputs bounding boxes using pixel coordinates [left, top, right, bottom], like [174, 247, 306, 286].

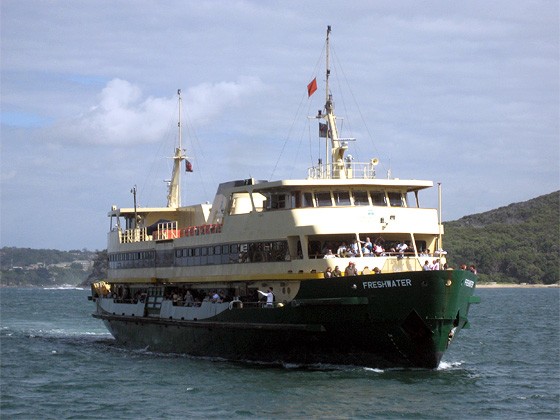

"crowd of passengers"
[325, 259, 477, 277]
[166, 288, 232, 307]
[320, 237, 433, 259]
[109, 287, 247, 306]
[164, 288, 277, 307]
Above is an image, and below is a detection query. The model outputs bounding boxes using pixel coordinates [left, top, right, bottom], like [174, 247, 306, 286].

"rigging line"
[269, 91, 306, 180]
[333, 44, 386, 173]
[290, 104, 312, 180]
[331, 50, 361, 160]
[269, 38, 327, 180]
[285, 92, 317, 180]
[293, 86, 321, 179]
[183, 107, 212, 200]
[308, 118, 313, 165]
[140, 100, 178, 206]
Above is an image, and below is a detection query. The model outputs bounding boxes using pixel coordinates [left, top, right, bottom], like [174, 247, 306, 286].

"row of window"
[108, 241, 289, 270]
[264, 190, 410, 210]
[109, 251, 156, 262]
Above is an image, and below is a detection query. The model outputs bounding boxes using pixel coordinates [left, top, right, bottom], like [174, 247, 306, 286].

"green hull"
[93, 270, 478, 369]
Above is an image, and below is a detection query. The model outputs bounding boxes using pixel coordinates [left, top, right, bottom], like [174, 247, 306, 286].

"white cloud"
[56, 77, 265, 146]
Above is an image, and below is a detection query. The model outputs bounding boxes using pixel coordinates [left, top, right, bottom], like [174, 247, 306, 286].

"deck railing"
[120, 228, 149, 244]
[307, 161, 377, 179]
[120, 223, 224, 243]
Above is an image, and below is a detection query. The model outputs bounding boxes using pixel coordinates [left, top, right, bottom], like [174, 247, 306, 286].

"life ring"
[229, 300, 243, 310]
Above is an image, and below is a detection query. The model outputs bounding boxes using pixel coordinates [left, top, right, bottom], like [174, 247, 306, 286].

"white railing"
[119, 228, 149, 244]
[307, 162, 377, 180]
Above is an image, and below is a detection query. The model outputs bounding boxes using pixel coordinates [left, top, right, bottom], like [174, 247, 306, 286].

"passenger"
[460, 264, 467, 270]
[183, 290, 194, 306]
[322, 242, 336, 256]
[257, 287, 275, 307]
[423, 260, 430, 271]
[337, 242, 348, 257]
[323, 249, 336, 259]
[344, 262, 358, 276]
[332, 265, 342, 277]
[219, 290, 227, 301]
[433, 259, 440, 270]
[324, 267, 333, 278]
[469, 265, 477, 274]
[212, 291, 221, 303]
[349, 240, 360, 256]
[373, 267, 381, 274]
[362, 266, 371, 275]
[361, 237, 373, 253]
[396, 240, 408, 257]
[362, 246, 371, 256]
[373, 243, 384, 256]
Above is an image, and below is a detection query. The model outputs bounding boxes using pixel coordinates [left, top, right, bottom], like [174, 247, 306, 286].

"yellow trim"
[107, 271, 325, 284]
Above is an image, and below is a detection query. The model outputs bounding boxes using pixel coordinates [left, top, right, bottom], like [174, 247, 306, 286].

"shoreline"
[476, 283, 559, 289]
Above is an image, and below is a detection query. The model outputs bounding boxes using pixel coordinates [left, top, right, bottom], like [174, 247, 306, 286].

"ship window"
[302, 192, 314, 207]
[230, 244, 238, 254]
[214, 246, 221, 255]
[269, 193, 287, 209]
[371, 192, 387, 206]
[333, 191, 351, 206]
[291, 191, 302, 208]
[388, 192, 403, 207]
[353, 191, 369, 206]
[315, 192, 332, 207]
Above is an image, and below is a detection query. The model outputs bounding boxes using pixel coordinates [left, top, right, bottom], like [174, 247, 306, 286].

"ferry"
[90, 27, 479, 369]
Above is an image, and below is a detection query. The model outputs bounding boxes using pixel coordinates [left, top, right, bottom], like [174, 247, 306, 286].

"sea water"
[1, 287, 559, 419]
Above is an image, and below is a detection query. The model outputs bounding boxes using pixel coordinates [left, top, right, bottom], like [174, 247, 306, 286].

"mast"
[321, 26, 349, 179]
[166, 89, 186, 208]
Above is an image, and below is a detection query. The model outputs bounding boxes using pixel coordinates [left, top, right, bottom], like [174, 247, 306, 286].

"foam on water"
[437, 360, 464, 370]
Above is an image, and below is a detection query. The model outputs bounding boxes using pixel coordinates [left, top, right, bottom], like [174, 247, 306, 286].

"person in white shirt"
[257, 287, 275, 307]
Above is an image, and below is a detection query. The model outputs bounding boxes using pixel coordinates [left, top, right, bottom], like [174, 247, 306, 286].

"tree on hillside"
[82, 250, 108, 286]
[444, 191, 559, 284]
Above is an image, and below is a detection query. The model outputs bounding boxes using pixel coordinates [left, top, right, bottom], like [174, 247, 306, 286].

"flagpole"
[326, 26, 330, 103]
[178, 89, 182, 207]
[325, 25, 331, 175]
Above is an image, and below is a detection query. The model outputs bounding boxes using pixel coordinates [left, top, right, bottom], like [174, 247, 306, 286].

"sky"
[1, 0, 558, 251]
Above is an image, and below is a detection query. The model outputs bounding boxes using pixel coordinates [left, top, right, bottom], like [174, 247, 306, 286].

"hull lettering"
[362, 279, 412, 289]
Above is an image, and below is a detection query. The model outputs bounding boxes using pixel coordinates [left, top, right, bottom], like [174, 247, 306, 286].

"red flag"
[185, 160, 193, 172]
[307, 78, 317, 97]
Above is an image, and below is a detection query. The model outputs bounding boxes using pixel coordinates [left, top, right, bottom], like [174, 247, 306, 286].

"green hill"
[443, 191, 559, 284]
